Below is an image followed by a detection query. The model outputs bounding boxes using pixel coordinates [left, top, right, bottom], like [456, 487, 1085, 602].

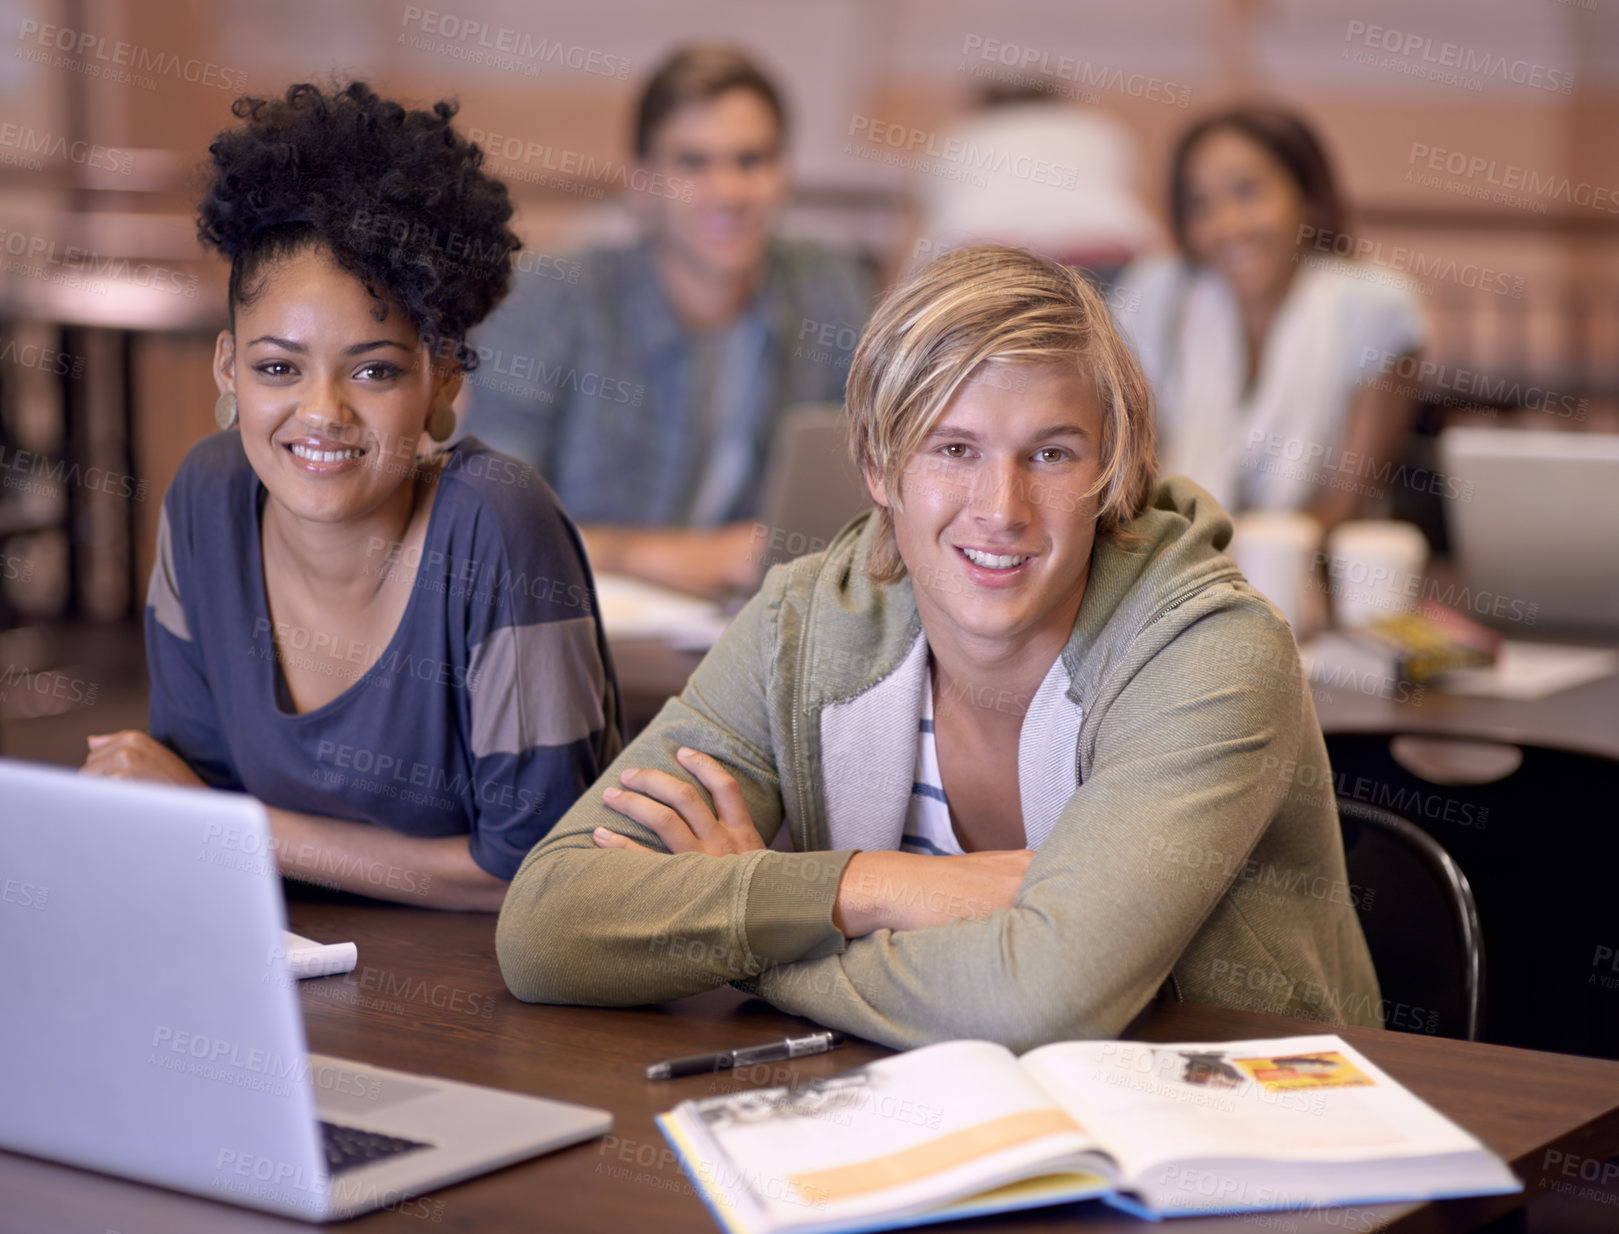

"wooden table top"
[8, 898, 1619, 1233]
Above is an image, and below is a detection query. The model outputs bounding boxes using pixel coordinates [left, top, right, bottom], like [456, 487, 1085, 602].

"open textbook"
[656, 1034, 1520, 1232]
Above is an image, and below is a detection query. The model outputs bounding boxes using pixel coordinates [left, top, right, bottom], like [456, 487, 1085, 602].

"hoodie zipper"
[789, 576, 816, 846]
[1140, 563, 1246, 635]
[1076, 564, 1243, 700]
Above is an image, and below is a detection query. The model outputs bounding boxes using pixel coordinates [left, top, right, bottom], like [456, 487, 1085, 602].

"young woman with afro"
[83, 82, 622, 911]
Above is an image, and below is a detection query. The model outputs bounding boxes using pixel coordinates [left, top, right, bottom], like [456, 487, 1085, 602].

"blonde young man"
[497, 246, 1379, 1049]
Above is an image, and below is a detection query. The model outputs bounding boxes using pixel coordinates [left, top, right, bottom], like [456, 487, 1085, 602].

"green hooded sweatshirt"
[496, 477, 1381, 1050]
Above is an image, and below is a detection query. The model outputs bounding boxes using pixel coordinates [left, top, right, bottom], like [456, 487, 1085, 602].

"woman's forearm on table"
[266, 807, 508, 912]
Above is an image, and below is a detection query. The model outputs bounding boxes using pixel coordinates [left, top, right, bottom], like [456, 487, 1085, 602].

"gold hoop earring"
[214, 391, 238, 431]
[426, 403, 455, 443]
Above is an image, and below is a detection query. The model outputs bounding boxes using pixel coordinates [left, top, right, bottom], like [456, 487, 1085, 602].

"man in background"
[466, 45, 873, 597]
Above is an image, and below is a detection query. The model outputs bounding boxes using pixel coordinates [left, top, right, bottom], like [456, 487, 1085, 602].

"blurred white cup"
[1229, 511, 1324, 636]
[1325, 520, 1429, 628]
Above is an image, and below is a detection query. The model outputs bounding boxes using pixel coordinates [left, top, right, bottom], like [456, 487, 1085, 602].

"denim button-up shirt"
[463, 237, 872, 527]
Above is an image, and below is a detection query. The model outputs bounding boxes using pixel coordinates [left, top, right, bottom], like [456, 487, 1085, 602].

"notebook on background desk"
[0, 758, 611, 1221]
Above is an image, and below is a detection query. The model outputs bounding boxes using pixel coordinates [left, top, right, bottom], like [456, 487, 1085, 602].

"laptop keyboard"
[320, 1120, 433, 1176]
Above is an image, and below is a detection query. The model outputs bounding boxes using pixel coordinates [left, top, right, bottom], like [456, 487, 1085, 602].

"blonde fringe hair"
[846, 244, 1159, 584]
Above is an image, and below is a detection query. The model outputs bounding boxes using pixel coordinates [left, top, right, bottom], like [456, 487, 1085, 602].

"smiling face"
[213, 245, 459, 526]
[872, 359, 1104, 653]
[642, 86, 786, 281]
[1181, 126, 1310, 307]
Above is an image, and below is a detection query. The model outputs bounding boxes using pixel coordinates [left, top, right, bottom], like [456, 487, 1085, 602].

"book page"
[1020, 1034, 1483, 1184]
[664, 1040, 1109, 1232]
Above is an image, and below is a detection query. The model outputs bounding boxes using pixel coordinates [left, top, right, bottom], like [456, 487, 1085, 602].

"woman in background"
[82, 82, 621, 910]
[1119, 105, 1423, 531]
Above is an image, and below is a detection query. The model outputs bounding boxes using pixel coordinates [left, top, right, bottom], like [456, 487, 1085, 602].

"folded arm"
[749, 602, 1312, 1050]
[495, 572, 853, 1004]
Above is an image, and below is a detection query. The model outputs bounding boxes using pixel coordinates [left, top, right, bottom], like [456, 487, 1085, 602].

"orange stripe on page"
[787, 1108, 1083, 1205]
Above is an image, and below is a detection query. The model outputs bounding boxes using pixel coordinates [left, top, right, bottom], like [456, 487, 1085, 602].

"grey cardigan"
[496, 477, 1382, 1049]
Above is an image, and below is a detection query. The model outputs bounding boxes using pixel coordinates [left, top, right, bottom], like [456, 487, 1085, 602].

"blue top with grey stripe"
[145, 431, 622, 881]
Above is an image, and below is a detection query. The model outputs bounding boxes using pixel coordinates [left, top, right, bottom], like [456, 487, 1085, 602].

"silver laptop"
[1438, 427, 1619, 630]
[0, 758, 610, 1221]
[753, 403, 873, 572]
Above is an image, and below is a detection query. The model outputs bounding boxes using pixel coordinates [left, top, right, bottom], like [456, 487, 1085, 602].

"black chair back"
[1337, 797, 1485, 1042]
[1328, 732, 1619, 1058]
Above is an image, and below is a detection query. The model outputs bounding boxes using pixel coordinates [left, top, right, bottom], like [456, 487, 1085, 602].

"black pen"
[645, 1030, 846, 1080]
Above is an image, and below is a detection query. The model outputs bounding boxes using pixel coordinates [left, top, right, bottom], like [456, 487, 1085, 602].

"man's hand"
[592, 747, 766, 856]
[81, 731, 206, 788]
[583, 523, 762, 598]
[833, 849, 1033, 937]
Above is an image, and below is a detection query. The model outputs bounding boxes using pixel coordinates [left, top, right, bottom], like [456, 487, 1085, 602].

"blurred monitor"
[753, 404, 872, 573]
[1438, 428, 1619, 630]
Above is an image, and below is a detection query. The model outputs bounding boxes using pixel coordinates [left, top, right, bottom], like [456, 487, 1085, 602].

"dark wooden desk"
[1308, 633, 1619, 762]
[8, 901, 1619, 1232]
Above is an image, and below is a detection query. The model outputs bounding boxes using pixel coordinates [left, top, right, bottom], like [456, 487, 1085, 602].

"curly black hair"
[197, 81, 520, 371]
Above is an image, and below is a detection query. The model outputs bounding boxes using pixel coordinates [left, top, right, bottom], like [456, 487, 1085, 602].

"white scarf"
[1159, 259, 1357, 511]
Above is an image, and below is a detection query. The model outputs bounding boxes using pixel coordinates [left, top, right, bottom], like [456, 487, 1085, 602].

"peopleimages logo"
[470, 344, 645, 408]
[1343, 21, 1574, 93]
[0, 123, 133, 174]
[15, 19, 248, 91]
[1357, 347, 1588, 421]
[397, 6, 630, 80]
[848, 115, 1081, 189]
[1407, 143, 1619, 214]
[463, 127, 690, 201]
[957, 34, 1190, 108]
[0, 337, 86, 377]
[0, 227, 199, 297]
[1295, 226, 1524, 299]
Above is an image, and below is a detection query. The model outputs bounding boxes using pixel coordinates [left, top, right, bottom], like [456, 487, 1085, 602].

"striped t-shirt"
[899, 669, 965, 857]
[145, 431, 621, 881]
